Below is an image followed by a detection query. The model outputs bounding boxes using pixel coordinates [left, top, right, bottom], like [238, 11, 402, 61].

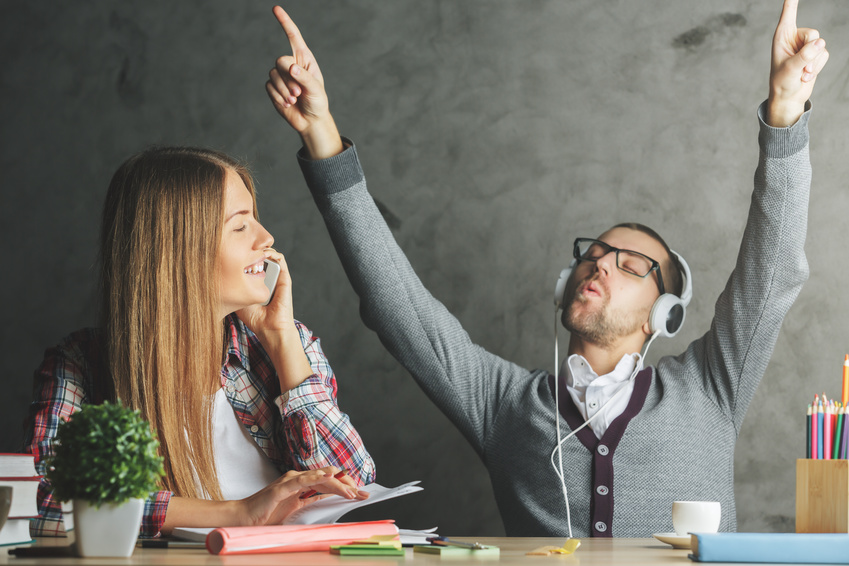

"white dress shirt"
[560, 352, 644, 439]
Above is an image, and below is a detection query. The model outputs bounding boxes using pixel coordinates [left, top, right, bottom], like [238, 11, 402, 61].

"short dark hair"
[610, 222, 683, 298]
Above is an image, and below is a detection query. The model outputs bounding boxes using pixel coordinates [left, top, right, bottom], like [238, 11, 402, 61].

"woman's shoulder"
[45, 327, 103, 363]
[35, 327, 107, 394]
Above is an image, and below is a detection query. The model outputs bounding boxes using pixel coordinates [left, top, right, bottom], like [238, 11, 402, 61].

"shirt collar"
[564, 351, 643, 388]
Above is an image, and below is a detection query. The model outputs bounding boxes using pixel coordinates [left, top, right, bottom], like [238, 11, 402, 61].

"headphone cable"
[551, 307, 661, 538]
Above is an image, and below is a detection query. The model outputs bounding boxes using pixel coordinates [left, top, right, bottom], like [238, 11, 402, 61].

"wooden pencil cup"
[796, 459, 849, 533]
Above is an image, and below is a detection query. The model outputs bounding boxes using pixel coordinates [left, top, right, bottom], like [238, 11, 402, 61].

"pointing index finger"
[272, 5, 309, 54]
[777, 0, 799, 29]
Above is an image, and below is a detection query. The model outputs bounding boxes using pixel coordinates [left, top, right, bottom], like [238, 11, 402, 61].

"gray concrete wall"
[2, 0, 847, 536]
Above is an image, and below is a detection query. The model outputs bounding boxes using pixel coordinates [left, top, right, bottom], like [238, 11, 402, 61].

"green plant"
[46, 402, 165, 507]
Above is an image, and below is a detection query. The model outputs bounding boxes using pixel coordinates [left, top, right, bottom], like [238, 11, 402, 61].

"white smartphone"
[262, 260, 281, 306]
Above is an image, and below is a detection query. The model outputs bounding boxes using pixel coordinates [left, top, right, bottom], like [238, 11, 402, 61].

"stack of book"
[0, 453, 39, 546]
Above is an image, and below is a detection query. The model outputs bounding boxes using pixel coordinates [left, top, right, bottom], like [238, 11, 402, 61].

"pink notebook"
[206, 520, 398, 555]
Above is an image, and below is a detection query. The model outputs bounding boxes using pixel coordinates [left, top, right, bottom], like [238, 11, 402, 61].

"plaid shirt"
[23, 313, 375, 538]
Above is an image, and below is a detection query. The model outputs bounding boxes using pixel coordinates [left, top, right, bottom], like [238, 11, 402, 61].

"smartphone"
[262, 260, 281, 306]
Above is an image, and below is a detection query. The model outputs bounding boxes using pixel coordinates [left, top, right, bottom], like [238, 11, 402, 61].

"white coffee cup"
[672, 501, 721, 536]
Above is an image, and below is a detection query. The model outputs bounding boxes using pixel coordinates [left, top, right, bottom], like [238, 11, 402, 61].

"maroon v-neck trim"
[548, 367, 652, 446]
[547, 366, 653, 537]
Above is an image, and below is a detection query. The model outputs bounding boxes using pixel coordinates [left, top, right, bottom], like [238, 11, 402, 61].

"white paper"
[171, 527, 212, 542]
[399, 527, 439, 546]
[283, 481, 423, 525]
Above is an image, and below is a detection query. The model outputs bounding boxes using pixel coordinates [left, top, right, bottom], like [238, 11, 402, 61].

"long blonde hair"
[99, 146, 257, 501]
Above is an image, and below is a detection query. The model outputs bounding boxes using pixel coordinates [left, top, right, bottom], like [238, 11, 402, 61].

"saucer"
[652, 532, 692, 549]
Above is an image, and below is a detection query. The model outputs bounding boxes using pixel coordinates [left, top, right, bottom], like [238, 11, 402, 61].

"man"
[265, 0, 828, 536]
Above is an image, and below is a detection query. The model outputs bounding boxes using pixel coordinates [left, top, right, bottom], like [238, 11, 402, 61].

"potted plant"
[46, 402, 164, 557]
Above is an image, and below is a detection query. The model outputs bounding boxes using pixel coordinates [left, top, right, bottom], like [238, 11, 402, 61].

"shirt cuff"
[140, 490, 172, 538]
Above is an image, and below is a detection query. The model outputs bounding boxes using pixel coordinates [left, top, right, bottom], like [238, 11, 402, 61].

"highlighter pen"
[835, 406, 845, 460]
[299, 469, 349, 499]
[7, 546, 76, 558]
[139, 540, 207, 549]
[427, 536, 488, 550]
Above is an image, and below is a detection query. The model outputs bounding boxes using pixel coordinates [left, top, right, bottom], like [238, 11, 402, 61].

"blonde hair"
[99, 147, 257, 501]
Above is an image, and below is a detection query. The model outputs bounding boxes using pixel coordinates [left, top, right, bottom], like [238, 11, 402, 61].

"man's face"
[561, 227, 667, 349]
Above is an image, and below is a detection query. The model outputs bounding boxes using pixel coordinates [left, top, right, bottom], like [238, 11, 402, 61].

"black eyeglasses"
[573, 238, 665, 295]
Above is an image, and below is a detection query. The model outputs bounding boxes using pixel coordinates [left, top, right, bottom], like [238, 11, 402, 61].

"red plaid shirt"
[23, 313, 376, 538]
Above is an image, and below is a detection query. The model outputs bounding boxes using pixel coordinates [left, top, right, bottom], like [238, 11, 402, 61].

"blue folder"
[689, 532, 849, 564]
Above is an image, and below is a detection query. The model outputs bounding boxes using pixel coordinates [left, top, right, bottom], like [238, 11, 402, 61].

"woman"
[24, 146, 375, 537]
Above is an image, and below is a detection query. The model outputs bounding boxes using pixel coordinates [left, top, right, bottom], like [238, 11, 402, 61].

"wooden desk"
[1, 537, 693, 565]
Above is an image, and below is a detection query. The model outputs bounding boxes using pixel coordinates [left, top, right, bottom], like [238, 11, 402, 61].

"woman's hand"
[237, 249, 313, 391]
[266, 5, 343, 159]
[160, 467, 369, 534]
[237, 248, 293, 335]
[237, 467, 369, 527]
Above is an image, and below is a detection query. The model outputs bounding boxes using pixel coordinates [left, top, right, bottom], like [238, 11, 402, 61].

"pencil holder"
[796, 459, 849, 533]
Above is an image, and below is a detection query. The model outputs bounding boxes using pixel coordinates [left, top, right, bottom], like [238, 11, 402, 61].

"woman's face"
[216, 169, 274, 318]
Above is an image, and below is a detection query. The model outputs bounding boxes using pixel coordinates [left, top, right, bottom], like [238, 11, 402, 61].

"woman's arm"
[160, 467, 366, 535]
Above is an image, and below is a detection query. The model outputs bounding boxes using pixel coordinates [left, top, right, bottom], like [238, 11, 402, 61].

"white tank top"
[210, 387, 281, 500]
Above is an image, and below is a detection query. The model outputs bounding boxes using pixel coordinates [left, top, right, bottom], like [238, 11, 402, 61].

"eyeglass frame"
[572, 237, 666, 296]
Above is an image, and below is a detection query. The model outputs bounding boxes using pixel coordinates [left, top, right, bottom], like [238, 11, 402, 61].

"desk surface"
[1, 536, 699, 565]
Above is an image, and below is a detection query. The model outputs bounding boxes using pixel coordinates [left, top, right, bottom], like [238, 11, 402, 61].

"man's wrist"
[300, 115, 344, 160]
[766, 96, 805, 128]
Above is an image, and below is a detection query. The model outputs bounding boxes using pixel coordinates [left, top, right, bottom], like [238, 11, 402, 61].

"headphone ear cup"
[554, 266, 572, 310]
[649, 293, 686, 338]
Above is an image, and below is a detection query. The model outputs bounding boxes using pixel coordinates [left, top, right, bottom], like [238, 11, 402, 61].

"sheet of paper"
[284, 481, 423, 525]
[399, 527, 439, 546]
[171, 527, 213, 542]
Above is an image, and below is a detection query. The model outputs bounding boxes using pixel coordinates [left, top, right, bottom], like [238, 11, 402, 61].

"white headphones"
[554, 250, 693, 338]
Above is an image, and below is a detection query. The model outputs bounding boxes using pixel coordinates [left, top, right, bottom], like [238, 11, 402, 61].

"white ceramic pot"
[73, 497, 144, 557]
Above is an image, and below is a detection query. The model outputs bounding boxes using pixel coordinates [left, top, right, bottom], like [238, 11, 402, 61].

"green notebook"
[330, 544, 405, 556]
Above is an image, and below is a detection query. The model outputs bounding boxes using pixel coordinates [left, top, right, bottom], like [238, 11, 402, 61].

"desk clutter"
[688, 532, 849, 564]
[0, 453, 39, 547]
[805, 355, 849, 460]
[796, 356, 849, 534]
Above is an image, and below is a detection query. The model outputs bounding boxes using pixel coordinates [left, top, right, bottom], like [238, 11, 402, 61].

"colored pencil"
[824, 402, 833, 460]
[812, 397, 819, 460]
[806, 404, 812, 459]
[843, 354, 849, 407]
[837, 406, 845, 460]
[817, 400, 824, 459]
[842, 409, 849, 460]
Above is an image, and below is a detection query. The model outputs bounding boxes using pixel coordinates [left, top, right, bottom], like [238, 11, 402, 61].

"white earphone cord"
[551, 307, 661, 539]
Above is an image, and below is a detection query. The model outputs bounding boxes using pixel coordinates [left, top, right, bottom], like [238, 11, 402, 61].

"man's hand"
[768, 0, 829, 127]
[266, 6, 343, 159]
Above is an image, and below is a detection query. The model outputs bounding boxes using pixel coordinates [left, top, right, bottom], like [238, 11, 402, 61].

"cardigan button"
[596, 485, 609, 496]
[597, 444, 609, 456]
[595, 521, 607, 532]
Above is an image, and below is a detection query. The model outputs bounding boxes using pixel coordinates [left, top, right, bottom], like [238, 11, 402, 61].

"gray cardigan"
[298, 102, 811, 537]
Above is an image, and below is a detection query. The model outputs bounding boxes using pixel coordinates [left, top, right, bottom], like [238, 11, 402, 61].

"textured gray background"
[2, 0, 847, 536]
